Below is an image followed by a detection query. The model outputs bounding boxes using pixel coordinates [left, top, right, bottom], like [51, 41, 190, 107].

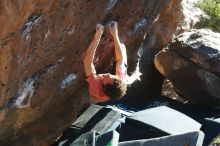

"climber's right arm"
[83, 24, 104, 77]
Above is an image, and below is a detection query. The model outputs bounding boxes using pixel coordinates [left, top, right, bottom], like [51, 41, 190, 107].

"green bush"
[196, 0, 220, 32]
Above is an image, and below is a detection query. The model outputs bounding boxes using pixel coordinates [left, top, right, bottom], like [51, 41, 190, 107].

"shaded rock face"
[155, 29, 220, 105]
[123, 0, 183, 106]
[0, 0, 183, 145]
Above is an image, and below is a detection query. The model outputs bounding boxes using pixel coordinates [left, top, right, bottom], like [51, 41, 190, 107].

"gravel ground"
[210, 136, 220, 145]
[161, 79, 188, 103]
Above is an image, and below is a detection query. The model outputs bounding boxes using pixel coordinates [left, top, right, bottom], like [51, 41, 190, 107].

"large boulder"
[0, 0, 183, 146]
[155, 29, 220, 105]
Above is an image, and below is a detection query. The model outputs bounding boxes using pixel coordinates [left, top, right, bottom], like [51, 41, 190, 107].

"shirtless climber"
[83, 21, 128, 103]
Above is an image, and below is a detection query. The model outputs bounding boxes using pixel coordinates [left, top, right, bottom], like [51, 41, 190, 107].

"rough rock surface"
[122, 0, 183, 106]
[155, 29, 220, 105]
[178, 0, 207, 33]
[0, 0, 183, 145]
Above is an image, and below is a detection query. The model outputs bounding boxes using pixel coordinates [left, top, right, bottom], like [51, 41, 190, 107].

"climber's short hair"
[103, 78, 127, 100]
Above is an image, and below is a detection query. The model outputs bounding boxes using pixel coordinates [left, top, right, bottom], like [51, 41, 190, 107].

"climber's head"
[103, 74, 127, 100]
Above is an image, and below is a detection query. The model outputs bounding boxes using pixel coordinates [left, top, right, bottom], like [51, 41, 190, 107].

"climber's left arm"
[108, 21, 127, 74]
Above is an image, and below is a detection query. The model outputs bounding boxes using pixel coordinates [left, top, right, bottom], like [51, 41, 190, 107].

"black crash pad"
[118, 130, 204, 146]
